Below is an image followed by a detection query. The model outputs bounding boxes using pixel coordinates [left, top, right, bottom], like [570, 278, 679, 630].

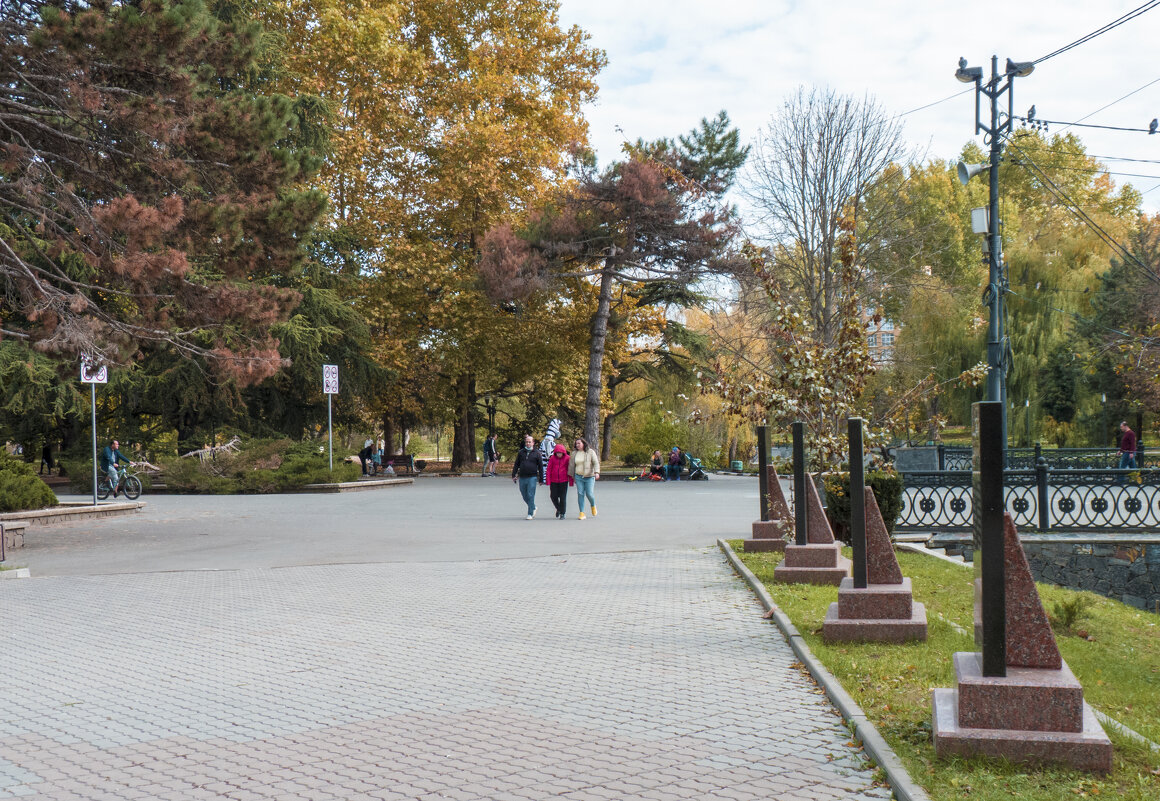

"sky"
[556, 0, 1160, 208]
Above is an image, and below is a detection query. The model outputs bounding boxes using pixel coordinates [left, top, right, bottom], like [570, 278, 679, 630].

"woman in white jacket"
[568, 437, 600, 520]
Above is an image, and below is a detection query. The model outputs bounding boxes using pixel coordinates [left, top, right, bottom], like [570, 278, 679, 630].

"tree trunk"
[927, 395, 940, 443]
[584, 266, 615, 447]
[383, 413, 395, 455]
[727, 435, 737, 466]
[451, 373, 477, 469]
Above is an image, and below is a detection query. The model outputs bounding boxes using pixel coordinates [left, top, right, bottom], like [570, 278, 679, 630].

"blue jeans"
[1119, 453, 1137, 469]
[667, 464, 680, 481]
[574, 475, 596, 514]
[518, 476, 538, 515]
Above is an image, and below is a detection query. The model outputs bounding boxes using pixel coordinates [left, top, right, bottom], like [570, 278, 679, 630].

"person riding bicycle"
[99, 439, 132, 497]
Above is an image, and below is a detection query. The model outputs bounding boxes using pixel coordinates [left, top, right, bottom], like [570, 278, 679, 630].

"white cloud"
[559, 0, 1160, 205]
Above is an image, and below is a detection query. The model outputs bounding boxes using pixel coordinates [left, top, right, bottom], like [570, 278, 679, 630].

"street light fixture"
[1101, 393, 1108, 448]
[955, 54, 1035, 449]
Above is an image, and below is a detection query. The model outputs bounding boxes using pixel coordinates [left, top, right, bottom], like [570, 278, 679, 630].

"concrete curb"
[300, 478, 414, 492]
[0, 501, 145, 527]
[717, 538, 931, 801]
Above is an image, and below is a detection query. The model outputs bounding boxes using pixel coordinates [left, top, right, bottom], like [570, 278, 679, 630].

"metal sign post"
[323, 365, 339, 472]
[80, 357, 108, 506]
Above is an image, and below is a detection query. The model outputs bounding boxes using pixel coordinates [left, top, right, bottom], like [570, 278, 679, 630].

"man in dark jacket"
[99, 439, 131, 497]
[1118, 422, 1137, 469]
[511, 434, 545, 519]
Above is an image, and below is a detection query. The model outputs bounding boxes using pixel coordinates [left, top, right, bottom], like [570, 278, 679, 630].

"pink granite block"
[822, 601, 928, 643]
[766, 466, 791, 521]
[750, 519, 790, 540]
[783, 543, 839, 568]
[774, 554, 851, 586]
[836, 577, 913, 620]
[953, 651, 1083, 733]
[863, 488, 902, 584]
[932, 688, 1112, 773]
[804, 477, 836, 544]
[1001, 514, 1062, 669]
[743, 537, 787, 553]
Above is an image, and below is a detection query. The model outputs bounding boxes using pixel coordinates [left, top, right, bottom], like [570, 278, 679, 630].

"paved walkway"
[0, 547, 887, 800]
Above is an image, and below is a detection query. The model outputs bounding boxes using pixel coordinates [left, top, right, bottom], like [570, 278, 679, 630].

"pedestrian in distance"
[359, 438, 373, 475]
[568, 437, 600, 520]
[1116, 421, 1138, 486]
[483, 433, 499, 477]
[1118, 421, 1138, 469]
[99, 439, 131, 497]
[546, 442, 572, 519]
[512, 434, 545, 519]
[39, 441, 53, 476]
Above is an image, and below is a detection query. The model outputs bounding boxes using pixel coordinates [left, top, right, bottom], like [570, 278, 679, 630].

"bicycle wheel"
[123, 475, 142, 500]
[97, 479, 111, 501]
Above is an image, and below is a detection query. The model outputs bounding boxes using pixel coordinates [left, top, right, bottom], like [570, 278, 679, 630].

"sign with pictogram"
[323, 364, 339, 395]
[80, 356, 108, 384]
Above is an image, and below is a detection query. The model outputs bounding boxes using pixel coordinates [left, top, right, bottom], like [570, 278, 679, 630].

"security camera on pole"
[955, 55, 1035, 450]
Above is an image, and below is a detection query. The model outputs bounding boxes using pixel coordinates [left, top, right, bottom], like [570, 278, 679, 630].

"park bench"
[381, 454, 423, 475]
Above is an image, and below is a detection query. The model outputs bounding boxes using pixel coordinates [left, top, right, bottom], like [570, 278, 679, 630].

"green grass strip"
[725, 540, 1160, 801]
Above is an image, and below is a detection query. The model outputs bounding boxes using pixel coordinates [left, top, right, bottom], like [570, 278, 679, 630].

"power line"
[899, 88, 973, 117]
[1015, 116, 1156, 134]
[1057, 75, 1160, 133]
[1006, 159, 1160, 181]
[1033, 1, 1160, 64]
[1006, 141, 1159, 285]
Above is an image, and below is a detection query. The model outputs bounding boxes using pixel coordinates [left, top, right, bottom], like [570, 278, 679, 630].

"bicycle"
[98, 468, 143, 501]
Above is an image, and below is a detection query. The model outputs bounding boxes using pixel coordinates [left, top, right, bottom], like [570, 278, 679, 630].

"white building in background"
[866, 318, 897, 363]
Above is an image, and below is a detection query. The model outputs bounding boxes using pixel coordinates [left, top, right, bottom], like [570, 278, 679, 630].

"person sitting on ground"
[99, 439, 132, 497]
[650, 450, 664, 477]
[667, 446, 682, 481]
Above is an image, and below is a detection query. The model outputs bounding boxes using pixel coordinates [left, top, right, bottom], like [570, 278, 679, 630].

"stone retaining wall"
[1021, 536, 1160, 613]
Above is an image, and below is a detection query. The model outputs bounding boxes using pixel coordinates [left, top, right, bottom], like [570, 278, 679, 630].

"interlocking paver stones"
[0, 549, 886, 800]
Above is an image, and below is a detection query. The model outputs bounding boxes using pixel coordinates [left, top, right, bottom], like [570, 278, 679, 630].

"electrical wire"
[899, 88, 974, 117]
[1055, 76, 1160, 134]
[1033, 1, 1160, 65]
[1006, 159, 1160, 181]
[1006, 141, 1160, 285]
[1014, 116, 1155, 134]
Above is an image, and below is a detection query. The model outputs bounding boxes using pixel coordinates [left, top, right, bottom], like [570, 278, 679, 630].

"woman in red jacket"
[546, 442, 573, 519]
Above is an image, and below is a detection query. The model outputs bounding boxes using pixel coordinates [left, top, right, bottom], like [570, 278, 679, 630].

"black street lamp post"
[956, 55, 1035, 448]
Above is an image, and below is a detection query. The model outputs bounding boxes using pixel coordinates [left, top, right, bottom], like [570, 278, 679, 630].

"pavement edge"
[716, 538, 931, 801]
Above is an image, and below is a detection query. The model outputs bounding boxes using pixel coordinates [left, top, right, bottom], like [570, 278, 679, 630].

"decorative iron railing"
[935, 444, 1152, 471]
[898, 466, 1160, 533]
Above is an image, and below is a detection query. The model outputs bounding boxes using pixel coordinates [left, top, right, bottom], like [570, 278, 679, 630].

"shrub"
[823, 468, 904, 542]
[1049, 593, 1095, 634]
[0, 452, 57, 512]
[160, 438, 361, 493]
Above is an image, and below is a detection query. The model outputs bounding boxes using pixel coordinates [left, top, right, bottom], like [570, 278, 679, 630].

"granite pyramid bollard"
[931, 514, 1112, 772]
[744, 466, 792, 553]
[822, 488, 927, 642]
[773, 477, 850, 585]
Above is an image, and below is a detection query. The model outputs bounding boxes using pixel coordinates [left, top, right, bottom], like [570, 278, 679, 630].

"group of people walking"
[510, 434, 600, 520]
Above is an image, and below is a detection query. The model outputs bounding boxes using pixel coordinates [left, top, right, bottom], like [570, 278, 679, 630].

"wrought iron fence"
[936, 444, 1151, 471]
[898, 466, 1160, 533]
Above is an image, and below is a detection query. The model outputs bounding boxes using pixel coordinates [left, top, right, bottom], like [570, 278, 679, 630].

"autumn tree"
[480, 114, 746, 449]
[0, 0, 325, 380]
[742, 87, 910, 345]
[249, 0, 605, 466]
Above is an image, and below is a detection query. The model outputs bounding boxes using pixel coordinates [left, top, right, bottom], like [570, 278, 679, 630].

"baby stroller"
[686, 455, 708, 481]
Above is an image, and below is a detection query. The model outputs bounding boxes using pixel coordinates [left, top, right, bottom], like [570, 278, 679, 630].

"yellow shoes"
[578, 512, 586, 520]
[591, 506, 597, 516]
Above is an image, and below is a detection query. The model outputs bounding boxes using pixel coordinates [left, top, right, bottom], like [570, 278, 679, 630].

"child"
[546, 442, 572, 519]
